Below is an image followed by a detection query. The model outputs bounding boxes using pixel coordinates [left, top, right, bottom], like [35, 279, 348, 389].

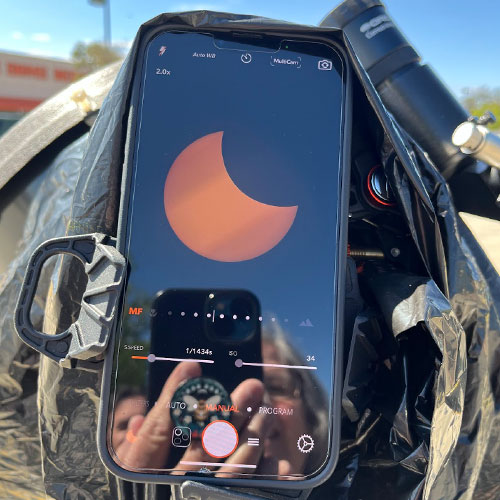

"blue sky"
[1, 0, 499, 96]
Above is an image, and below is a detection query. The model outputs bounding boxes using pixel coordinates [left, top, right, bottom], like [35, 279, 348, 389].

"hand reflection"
[114, 361, 268, 472]
[113, 334, 323, 476]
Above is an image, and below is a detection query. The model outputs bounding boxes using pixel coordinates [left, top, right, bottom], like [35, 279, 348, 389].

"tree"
[460, 86, 500, 131]
[71, 41, 122, 74]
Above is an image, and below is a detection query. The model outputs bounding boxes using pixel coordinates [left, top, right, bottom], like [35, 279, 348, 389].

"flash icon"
[159, 46, 167, 56]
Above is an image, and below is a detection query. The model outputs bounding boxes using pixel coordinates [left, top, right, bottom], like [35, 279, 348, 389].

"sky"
[0, 0, 499, 97]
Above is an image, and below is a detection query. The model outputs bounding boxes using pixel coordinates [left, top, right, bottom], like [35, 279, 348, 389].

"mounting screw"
[56, 341, 69, 353]
[390, 247, 400, 257]
[477, 111, 496, 126]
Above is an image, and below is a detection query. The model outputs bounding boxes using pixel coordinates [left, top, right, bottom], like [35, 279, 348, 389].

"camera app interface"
[110, 32, 345, 481]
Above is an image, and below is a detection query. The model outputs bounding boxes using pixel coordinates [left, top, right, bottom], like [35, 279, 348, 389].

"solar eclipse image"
[164, 131, 298, 262]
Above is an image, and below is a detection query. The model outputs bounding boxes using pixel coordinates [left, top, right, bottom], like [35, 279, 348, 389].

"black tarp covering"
[0, 10, 498, 500]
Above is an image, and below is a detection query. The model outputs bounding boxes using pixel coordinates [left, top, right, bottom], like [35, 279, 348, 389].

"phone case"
[97, 21, 352, 491]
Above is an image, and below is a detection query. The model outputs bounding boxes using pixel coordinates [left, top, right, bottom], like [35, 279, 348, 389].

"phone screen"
[108, 31, 346, 482]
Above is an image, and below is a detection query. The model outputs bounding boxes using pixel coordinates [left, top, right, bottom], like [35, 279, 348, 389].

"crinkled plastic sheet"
[0, 134, 88, 499]
[0, 10, 498, 500]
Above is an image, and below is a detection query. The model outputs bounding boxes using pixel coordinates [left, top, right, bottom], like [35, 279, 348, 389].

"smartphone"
[148, 289, 262, 398]
[99, 27, 350, 490]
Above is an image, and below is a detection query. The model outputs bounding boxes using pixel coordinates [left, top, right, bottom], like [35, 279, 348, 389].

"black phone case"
[97, 21, 352, 491]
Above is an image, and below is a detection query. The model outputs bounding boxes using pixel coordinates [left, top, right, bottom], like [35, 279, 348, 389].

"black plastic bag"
[0, 10, 498, 500]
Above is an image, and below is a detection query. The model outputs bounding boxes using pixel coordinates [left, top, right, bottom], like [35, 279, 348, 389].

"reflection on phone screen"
[109, 30, 345, 481]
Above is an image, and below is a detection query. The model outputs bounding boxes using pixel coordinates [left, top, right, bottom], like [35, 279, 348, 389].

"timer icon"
[241, 53, 252, 64]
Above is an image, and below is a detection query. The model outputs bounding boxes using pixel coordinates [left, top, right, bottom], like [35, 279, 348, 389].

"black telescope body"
[321, 0, 472, 178]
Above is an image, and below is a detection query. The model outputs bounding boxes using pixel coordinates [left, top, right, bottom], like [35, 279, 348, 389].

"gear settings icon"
[297, 434, 315, 453]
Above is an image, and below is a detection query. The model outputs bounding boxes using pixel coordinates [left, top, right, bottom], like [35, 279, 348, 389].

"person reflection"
[112, 324, 328, 477]
[113, 361, 264, 470]
[110, 389, 147, 450]
[218, 325, 328, 477]
[257, 327, 329, 476]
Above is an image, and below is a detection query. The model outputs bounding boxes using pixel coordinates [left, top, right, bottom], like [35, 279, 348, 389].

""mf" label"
[129, 307, 143, 315]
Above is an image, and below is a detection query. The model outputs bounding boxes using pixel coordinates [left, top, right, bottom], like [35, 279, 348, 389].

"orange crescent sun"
[164, 131, 298, 262]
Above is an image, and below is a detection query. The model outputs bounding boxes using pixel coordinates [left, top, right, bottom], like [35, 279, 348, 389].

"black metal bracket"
[171, 480, 310, 500]
[172, 482, 261, 500]
[14, 233, 126, 367]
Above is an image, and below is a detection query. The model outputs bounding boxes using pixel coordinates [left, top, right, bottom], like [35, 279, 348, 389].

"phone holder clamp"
[14, 233, 126, 367]
[171, 481, 311, 500]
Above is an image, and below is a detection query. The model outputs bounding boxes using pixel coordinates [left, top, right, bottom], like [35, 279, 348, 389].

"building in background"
[0, 51, 79, 136]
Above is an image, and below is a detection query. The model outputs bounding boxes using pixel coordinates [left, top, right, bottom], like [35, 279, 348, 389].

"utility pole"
[89, 0, 111, 47]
